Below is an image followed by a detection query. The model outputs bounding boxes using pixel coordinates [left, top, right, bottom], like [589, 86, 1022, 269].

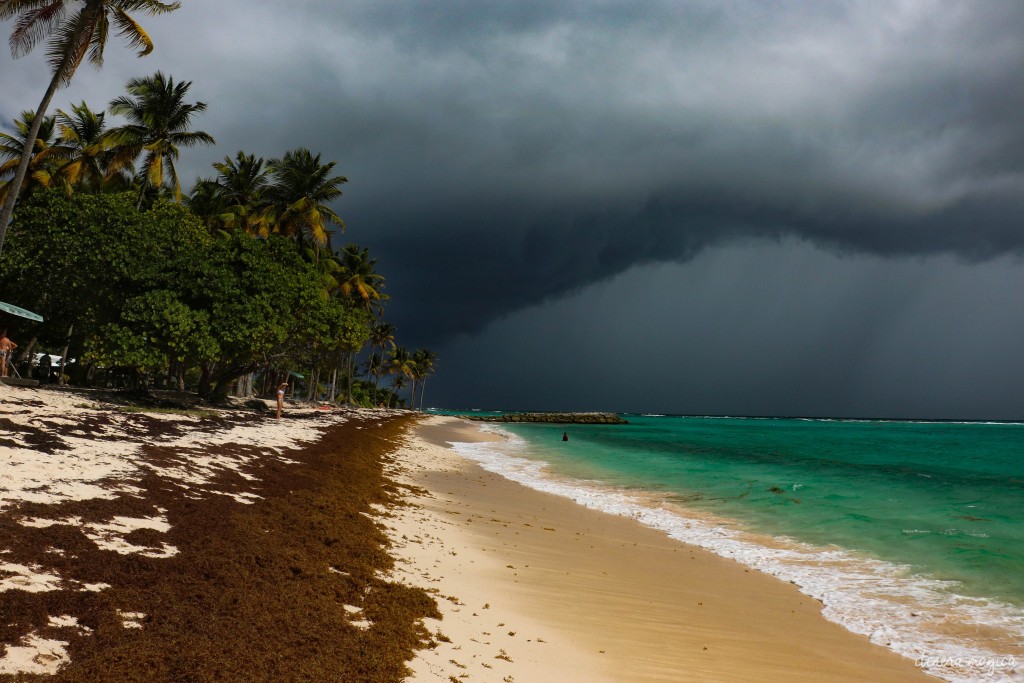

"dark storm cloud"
[3, 1, 1024, 348]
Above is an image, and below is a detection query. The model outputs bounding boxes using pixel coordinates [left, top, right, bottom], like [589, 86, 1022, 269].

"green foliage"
[0, 190, 375, 395]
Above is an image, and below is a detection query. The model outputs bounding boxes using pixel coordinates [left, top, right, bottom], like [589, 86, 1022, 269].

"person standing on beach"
[276, 381, 288, 419]
[0, 332, 16, 378]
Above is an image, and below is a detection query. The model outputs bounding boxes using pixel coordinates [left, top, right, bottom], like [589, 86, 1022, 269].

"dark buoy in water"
[562, 432, 569, 442]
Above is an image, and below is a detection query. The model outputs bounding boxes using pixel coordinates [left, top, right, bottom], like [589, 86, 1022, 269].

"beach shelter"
[0, 300, 43, 322]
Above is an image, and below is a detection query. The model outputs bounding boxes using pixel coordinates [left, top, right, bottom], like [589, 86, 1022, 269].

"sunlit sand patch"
[219, 491, 262, 504]
[117, 611, 146, 629]
[0, 562, 63, 593]
[0, 634, 70, 675]
[83, 515, 178, 558]
[19, 516, 83, 528]
[0, 440, 140, 511]
[47, 615, 88, 631]
[78, 581, 111, 592]
[343, 604, 371, 630]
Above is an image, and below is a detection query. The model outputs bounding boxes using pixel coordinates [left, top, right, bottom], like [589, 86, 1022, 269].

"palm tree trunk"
[0, 16, 89, 257]
[419, 377, 428, 411]
[0, 77, 61, 255]
[329, 366, 337, 403]
[58, 324, 73, 386]
[345, 352, 355, 404]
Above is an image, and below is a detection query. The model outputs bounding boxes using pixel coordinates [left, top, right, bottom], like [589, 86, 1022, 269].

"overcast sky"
[4, 1, 1024, 418]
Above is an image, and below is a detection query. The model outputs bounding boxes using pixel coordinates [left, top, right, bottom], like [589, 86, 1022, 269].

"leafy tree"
[107, 71, 215, 205]
[0, 190, 212, 383]
[0, 0, 180, 256]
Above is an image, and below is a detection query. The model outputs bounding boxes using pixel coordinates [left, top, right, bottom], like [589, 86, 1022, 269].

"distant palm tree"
[387, 346, 414, 408]
[0, 111, 63, 204]
[186, 177, 228, 231]
[369, 322, 396, 389]
[390, 375, 407, 409]
[411, 348, 438, 410]
[210, 150, 270, 235]
[107, 71, 215, 206]
[264, 148, 346, 246]
[53, 101, 129, 192]
[0, 0, 181, 256]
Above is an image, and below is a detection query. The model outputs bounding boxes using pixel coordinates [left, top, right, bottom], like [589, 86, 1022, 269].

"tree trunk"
[197, 362, 215, 397]
[209, 362, 259, 402]
[329, 366, 337, 403]
[57, 324, 73, 386]
[345, 352, 354, 405]
[419, 378, 428, 411]
[17, 336, 37, 378]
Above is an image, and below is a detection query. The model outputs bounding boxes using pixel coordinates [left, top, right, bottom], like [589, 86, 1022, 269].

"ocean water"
[437, 413, 1024, 682]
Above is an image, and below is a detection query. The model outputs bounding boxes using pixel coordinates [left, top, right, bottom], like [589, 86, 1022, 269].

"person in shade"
[38, 352, 52, 383]
[0, 332, 17, 378]
[276, 381, 288, 419]
[562, 432, 569, 442]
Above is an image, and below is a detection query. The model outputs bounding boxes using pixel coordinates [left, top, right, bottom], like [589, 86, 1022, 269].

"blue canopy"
[0, 300, 43, 322]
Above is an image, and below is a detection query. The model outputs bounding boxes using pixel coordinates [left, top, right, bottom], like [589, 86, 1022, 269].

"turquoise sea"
[436, 412, 1024, 682]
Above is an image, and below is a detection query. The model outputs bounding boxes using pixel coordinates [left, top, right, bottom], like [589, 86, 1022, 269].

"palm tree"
[0, 0, 181, 256]
[208, 150, 269, 235]
[186, 177, 228, 231]
[107, 71, 215, 206]
[368, 321, 395, 389]
[338, 244, 386, 315]
[0, 110, 63, 204]
[386, 346, 414, 408]
[389, 375, 407, 409]
[53, 100, 128, 192]
[411, 348, 438, 410]
[264, 148, 346, 246]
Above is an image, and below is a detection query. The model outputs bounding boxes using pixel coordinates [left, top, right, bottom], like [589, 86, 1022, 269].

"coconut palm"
[411, 348, 438, 410]
[0, 110, 63, 204]
[338, 244, 386, 313]
[368, 321, 396, 389]
[264, 148, 346, 246]
[0, 0, 180, 255]
[389, 374, 407, 409]
[53, 100, 128, 192]
[107, 71, 215, 205]
[185, 177, 227, 231]
[208, 150, 270, 235]
[386, 346, 415, 408]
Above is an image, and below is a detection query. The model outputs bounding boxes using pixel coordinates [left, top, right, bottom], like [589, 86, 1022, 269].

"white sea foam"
[449, 431, 1024, 683]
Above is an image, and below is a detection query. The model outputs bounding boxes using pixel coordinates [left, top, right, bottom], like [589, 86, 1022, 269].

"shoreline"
[385, 415, 937, 682]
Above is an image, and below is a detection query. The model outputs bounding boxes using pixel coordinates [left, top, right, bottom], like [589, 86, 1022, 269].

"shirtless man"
[0, 332, 17, 378]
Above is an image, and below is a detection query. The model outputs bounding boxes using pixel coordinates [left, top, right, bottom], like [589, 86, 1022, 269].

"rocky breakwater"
[464, 412, 628, 424]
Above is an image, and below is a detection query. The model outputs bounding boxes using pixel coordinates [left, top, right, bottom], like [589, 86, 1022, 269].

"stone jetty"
[463, 412, 628, 424]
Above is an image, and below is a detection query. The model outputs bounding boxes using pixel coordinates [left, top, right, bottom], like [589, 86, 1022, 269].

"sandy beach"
[0, 388, 945, 681]
[386, 415, 937, 682]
